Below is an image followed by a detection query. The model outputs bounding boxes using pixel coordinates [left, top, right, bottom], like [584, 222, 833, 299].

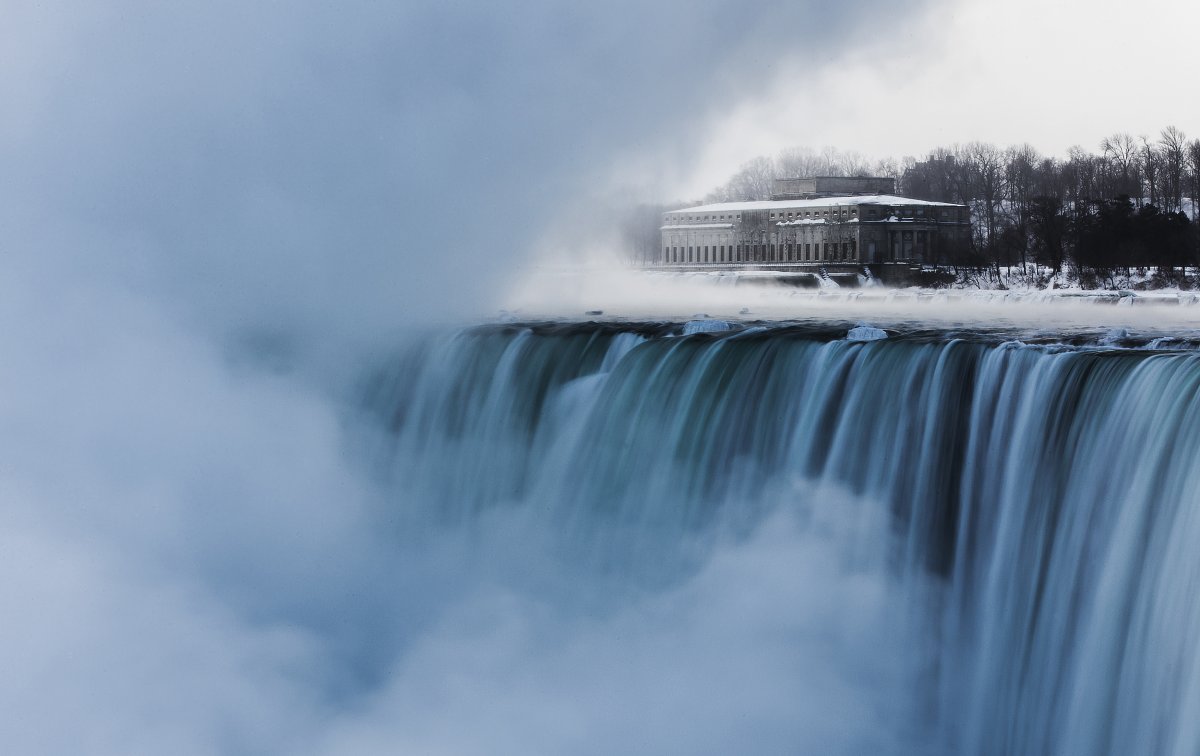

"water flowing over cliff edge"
[363, 321, 1200, 755]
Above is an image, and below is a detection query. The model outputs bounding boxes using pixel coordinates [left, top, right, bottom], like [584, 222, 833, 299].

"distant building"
[658, 176, 970, 282]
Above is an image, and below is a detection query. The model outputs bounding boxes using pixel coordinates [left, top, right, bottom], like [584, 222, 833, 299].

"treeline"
[703, 130, 1200, 284]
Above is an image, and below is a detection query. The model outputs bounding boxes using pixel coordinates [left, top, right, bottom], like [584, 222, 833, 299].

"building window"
[804, 243, 810, 260]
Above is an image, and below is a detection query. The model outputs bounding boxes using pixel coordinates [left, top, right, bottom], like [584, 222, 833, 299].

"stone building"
[658, 176, 970, 281]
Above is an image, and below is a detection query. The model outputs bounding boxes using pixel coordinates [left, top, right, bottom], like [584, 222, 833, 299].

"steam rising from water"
[8, 294, 1200, 753]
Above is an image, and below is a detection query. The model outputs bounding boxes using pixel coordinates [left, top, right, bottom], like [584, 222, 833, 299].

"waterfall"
[363, 321, 1200, 756]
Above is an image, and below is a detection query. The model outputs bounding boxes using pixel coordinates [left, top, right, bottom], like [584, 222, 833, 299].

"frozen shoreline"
[502, 265, 1200, 338]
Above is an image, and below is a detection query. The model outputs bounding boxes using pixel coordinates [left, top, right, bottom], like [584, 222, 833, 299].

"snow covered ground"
[502, 264, 1200, 340]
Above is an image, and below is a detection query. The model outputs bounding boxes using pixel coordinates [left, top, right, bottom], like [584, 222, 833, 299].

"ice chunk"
[846, 324, 888, 341]
[682, 319, 736, 335]
[1100, 328, 1129, 345]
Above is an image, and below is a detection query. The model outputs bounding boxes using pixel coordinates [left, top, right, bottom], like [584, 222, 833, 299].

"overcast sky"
[652, 0, 1200, 199]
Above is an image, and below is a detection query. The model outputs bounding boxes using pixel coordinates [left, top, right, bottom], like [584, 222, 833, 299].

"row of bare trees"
[901, 130, 1200, 276]
[705, 147, 899, 203]
[698, 130, 1200, 280]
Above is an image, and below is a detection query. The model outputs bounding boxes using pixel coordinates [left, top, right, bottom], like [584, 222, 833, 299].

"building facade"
[658, 177, 970, 278]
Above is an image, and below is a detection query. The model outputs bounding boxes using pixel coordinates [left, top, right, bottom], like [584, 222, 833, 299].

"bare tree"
[1066, 146, 1101, 202]
[1140, 135, 1161, 207]
[1188, 139, 1200, 218]
[963, 142, 1006, 269]
[776, 146, 860, 179]
[1005, 144, 1040, 270]
[816, 146, 844, 176]
[1160, 126, 1187, 212]
[837, 150, 872, 176]
[1188, 139, 1200, 260]
[1101, 132, 1140, 199]
[872, 157, 902, 182]
[707, 156, 777, 202]
[776, 148, 822, 179]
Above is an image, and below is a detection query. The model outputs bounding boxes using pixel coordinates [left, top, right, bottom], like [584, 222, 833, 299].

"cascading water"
[362, 320, 1200, 755]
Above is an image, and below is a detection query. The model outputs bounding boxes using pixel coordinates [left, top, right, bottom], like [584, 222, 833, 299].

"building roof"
[670, 194, 964, 214]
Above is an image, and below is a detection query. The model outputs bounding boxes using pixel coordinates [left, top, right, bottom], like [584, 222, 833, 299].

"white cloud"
[665, 0, 1200, 198]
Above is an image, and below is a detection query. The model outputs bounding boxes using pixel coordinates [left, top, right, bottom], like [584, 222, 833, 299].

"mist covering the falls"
[0, 2, 945, 753]
[6, 2, 1200, 755]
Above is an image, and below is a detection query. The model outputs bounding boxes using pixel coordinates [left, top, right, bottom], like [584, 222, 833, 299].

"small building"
[657, 176, 970, 282]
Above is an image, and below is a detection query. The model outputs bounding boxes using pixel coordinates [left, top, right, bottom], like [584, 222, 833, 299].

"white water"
[361, 322, 1200, 755]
